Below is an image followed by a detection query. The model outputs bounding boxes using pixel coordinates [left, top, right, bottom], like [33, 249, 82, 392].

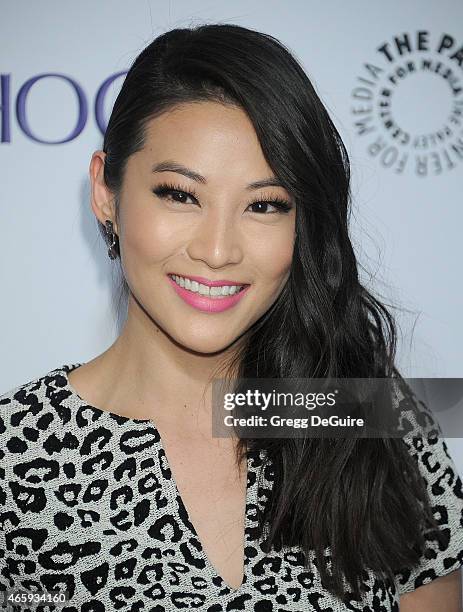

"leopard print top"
[1, 363, 462, 611]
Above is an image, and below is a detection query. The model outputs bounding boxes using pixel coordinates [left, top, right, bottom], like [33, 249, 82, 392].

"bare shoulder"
[400, 566, 462, 611]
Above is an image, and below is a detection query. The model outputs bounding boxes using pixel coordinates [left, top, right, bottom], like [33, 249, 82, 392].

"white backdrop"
[1, 0, 462, 467]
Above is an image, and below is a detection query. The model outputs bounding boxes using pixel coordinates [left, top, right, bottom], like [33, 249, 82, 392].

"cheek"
[120, 206, 180, 266]
[251, 230, 294, 284]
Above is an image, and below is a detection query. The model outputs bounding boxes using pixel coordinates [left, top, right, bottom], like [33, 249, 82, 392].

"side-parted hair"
[100, 23, 443, 601]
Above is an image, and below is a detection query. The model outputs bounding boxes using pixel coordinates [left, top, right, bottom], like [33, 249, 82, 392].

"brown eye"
[167, 190, 191, 204]
[152, 184, 198, 206]
[247, 199, 292, 214]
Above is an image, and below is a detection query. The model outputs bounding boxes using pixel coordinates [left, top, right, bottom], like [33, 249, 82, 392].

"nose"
[185, 215, 244, 269]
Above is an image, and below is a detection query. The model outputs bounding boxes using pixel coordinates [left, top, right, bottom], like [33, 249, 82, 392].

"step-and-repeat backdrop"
[1, 0, 462, 466]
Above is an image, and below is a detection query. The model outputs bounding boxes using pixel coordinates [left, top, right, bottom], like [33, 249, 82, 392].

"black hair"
[99, 23, 443, 601]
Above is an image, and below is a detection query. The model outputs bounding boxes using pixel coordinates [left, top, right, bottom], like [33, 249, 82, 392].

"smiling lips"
[167, 273, 251, 313]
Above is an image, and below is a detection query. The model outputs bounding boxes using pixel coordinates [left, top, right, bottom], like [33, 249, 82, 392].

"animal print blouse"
[1, 363, 462, 611]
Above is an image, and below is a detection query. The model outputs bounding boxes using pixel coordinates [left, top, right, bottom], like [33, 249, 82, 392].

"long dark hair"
[100, 23, 443, 601]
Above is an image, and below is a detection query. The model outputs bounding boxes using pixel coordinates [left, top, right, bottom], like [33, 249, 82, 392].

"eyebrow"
[151, 160, 284, 190]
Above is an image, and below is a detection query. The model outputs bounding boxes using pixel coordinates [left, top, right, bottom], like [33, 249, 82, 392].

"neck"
[88, 294, 244, 435]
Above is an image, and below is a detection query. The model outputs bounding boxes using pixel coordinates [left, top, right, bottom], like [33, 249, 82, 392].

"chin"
[162, 317, 246, 354]
[176, 332, 243, 356]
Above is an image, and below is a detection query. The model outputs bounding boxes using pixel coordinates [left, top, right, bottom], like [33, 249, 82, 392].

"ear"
[89, 151, 119, 235]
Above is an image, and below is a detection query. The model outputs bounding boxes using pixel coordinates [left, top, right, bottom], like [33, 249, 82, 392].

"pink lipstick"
[167, 273, 251, 313]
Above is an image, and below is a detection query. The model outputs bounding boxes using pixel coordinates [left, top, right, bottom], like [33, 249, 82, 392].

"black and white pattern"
[1, 363, 462, 611]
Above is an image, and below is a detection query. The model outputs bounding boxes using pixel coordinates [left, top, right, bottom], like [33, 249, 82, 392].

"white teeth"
[170, 275, 245, 298]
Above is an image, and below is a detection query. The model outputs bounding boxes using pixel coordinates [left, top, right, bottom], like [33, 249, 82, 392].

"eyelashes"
[151, 181, 293, 214]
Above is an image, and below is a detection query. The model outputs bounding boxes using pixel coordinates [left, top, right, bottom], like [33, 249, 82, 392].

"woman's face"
[100, 101, 296, 354]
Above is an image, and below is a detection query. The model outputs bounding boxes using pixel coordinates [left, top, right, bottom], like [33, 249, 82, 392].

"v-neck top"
[1, 363, 463, 611]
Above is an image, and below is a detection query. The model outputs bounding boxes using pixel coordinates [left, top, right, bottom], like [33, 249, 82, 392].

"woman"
[1, 23, 462, 612]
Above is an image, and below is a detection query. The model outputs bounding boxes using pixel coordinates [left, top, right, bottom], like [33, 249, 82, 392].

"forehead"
[138, 101, 274, 183]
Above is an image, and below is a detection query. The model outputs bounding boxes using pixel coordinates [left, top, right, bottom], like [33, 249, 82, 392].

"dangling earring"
[105, 219, 119, 260]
